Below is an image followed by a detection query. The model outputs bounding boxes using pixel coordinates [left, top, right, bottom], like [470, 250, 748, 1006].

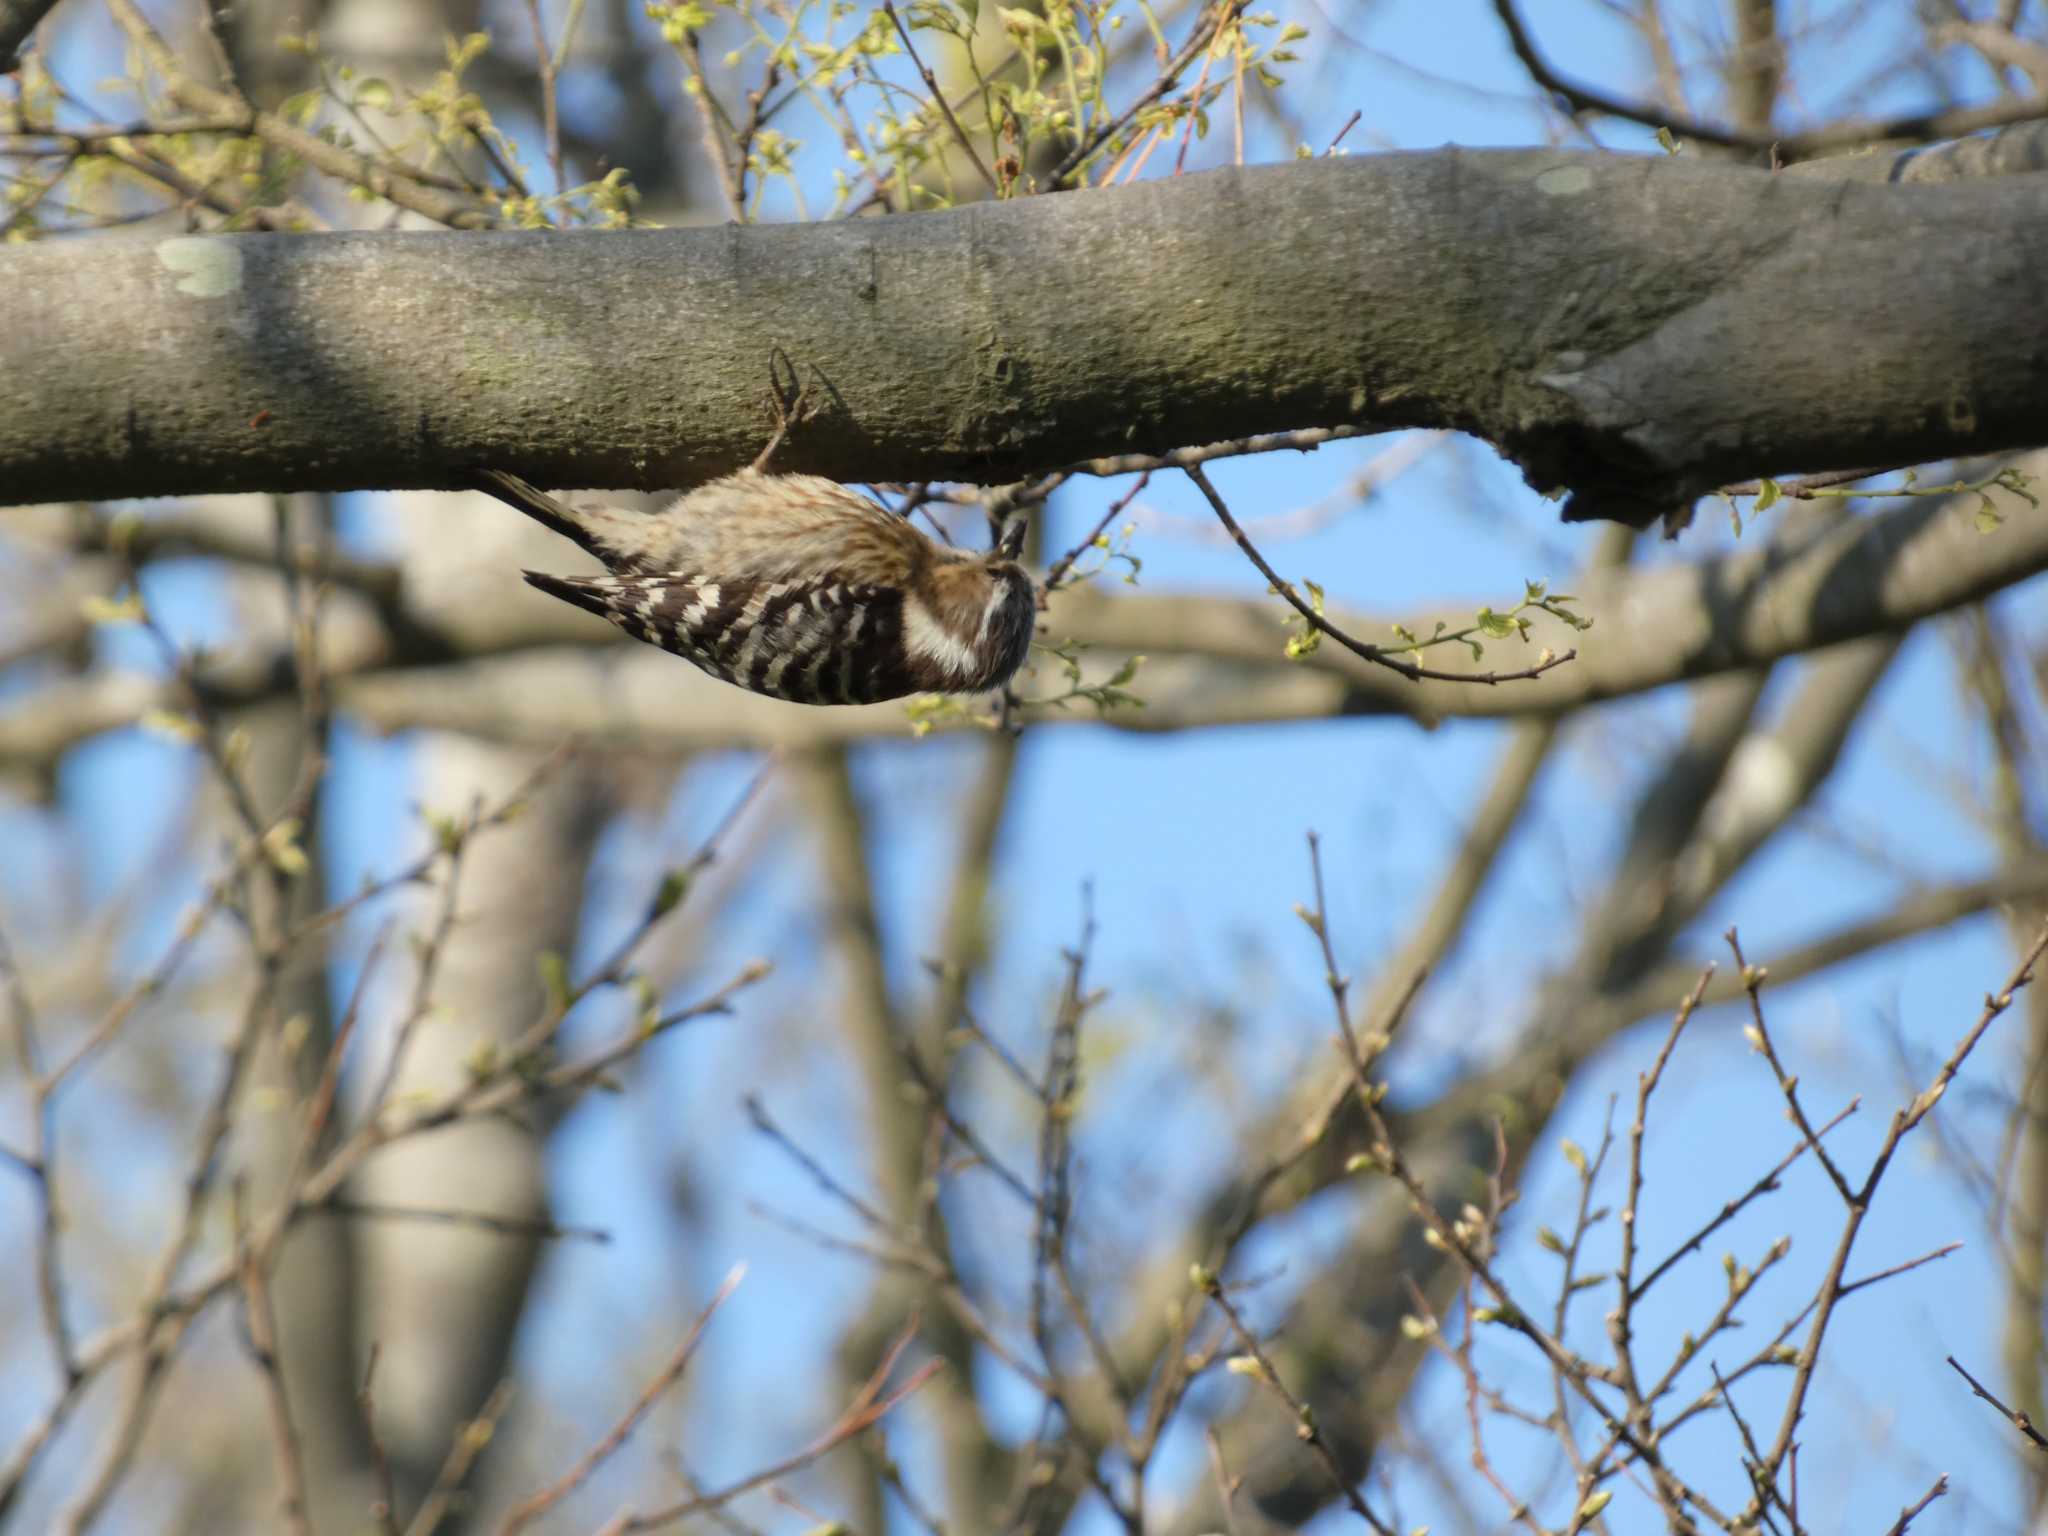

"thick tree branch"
[6, 153, 2047, 522]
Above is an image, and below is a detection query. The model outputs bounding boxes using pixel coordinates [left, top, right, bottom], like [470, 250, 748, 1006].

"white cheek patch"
[976, 582, 1018, 643]
[903, 595, 978, 683]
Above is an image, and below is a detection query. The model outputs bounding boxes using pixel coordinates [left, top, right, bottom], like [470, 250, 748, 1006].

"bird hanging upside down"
[475, 469, 1036, 707]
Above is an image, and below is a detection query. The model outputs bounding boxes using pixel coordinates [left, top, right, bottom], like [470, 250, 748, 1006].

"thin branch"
[678, 30, 747, 220]
[1631, 1101, 1857, 1303]
[1707, 1362, 1776, 1524]
[1737, 919, 2048, 1518]
[1492, 0, 2048, 156]
[1195, 1275, 1397, 1536]
[0, 113, 253, 150]
[236, 1195, 314, 1536]
[499, 1266, 745, 1533]
[1608, 968, 1715, 1461]
[744, 1094, 898, 1237]
[1050, 0, 1249, 185]
[403, 1382, 517, 1536]
[606, 1320, 944, 1532]
[357, 1347, 402, 1536]
[1948, 1354, 2048, 1451]
[1729, 929, 1856, 1202]
[1884, 1475, 1949, 1536]
[1184, 462, 1577, 687]
[317, 1200, 612, 1244]
[1295, 839, 1733, 1529]
[1838, 1241, 1961, 1299]
[1042, 470, 1150, 594]
[881, 0, 999, 194]
[1057, 424, 1377, 484]
[103, 0, 501, 227]
[520, 0, 566, 193]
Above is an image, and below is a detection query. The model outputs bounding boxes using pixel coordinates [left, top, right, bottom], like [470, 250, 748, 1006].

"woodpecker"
[477, 469, 1035, 706]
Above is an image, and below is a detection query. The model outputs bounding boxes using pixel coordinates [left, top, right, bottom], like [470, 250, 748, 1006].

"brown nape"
[922, 560, 998, 635]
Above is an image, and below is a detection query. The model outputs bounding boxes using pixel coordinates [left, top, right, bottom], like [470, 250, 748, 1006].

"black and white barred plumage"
[478, 469, 1035, 706]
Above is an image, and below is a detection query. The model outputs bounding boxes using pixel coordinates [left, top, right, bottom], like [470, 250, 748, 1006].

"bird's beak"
[997, 518, 1027, 561]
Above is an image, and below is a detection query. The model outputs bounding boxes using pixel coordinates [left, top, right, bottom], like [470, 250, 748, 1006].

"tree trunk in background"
[209, 575, 371, 1527]
[346, 485, 607, 1519]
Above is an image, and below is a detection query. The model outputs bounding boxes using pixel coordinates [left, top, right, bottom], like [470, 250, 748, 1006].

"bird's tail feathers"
[523, 569, 617, 622]
[475, 470, 603, 558]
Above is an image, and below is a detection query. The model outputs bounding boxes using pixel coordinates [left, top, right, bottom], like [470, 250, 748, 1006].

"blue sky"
[5, 0, 2044, 1531]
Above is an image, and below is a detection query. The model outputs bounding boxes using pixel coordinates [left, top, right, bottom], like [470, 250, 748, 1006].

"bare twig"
[1193, 1273, 1396, 1536]
[358, 1347, 402, 1536]
[1948, 1354, 2048, 1451]
[678, 30, 747, 220]
[1205, 1427, 1244, 1536]
[499, 1266, 745, 1533]
[1729, 929, 1855, 1202]
[1733, 919, 2048, 1521]
[236, 1193, 314, 1536]
[521, 0, 566, 193]
[404, 1382, 517, 1536]
[1884, 1475, 1949, 1535]
[1630, 1100, 1856, 1304]
[1184, 462, 1577, 687]
[317, 1200, 612, 1244]
[606, 1319, 943, 1531]
[1492, 0, 2048, 156]
[1295, 838, 1731, 1529]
